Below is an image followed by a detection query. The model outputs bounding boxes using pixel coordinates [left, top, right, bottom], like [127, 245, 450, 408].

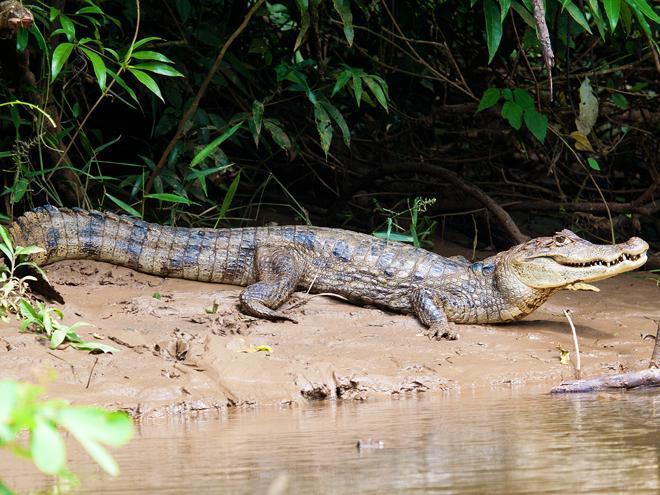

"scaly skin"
[8, 206, 649, 340]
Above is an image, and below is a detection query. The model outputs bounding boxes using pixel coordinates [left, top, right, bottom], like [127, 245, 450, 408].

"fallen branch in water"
[551, 322, 660, 393]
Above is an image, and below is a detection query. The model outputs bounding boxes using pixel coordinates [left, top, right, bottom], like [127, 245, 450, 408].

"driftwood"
[551, 322, 660, 393]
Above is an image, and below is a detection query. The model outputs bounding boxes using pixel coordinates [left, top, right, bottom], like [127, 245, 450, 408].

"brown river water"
[2, 389, 659, 494]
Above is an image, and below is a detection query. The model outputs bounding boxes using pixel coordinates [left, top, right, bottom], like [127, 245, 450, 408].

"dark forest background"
[1, 0, 658, 258]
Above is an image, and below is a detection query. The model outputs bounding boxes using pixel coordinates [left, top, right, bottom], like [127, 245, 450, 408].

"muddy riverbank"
[1, 257, 658, 417]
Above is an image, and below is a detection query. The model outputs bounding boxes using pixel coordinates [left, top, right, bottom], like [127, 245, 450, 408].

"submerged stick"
[551, 321, 660, 393]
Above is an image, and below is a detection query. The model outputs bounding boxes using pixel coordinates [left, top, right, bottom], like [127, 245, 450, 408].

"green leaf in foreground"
[587, 157, 601, 171]
[332, 0, 354, 46]
[80, 47, 107, 91]
[31, 419, 66, 475]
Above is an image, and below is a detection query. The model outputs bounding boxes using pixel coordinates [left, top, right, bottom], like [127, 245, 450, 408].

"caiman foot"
[239, 297, 298, 324]
[423, 323, 459, 341]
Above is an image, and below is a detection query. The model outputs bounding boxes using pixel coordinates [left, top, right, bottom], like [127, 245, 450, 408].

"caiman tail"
[8, 205, 260, 288]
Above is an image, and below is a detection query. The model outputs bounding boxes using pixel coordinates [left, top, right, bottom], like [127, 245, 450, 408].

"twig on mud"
[564, 309, 580, 379]
[86, 356, 99, 389]
[47, 351, 77, 380]
[287, 292, 349, 312]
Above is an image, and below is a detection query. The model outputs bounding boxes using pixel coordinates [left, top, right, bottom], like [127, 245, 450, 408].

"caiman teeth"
[563, 252, 642, 268]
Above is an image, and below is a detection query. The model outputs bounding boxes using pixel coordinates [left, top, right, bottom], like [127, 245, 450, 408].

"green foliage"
[477, 88, 548, 142]
[0, 226, 117, 353]
[0, 380, 133, 492]
[373, 198, 437, 248]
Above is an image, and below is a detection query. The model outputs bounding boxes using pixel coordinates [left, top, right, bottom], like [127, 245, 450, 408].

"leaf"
[129, 69, 163, 101]
[106, 69, 138, 103]
[373, 231, 415, 243]
[523, 108, 548, 143]
[556, 345, 571, 365]
[51, 43, 74, 81]
[218, 173, 240, 219]
[129, 50, 174, 63]
[570, 131, 594, 152]
[332, 70, 351, 96]
[500, 0, 512, 21]
[71, 341, 120, 353]
[80, 47, 107, 91]
[59, 14, 76, 41]
[16, 28, 28, 51]
[131, 62, 183, 77]
[362, 75, 388, 112]
[319, 99, 350, 146]
[0, 381, 17, 424]
[627, 0, 660, 23]
[294, 0, 310, 51]
[484, 0, 503, 63]
[104, 193, 141, 217]
[351, 71, 363, 106]
[252, 100, 264, 141]
[575, 77, 599, 135]
[144, 193, 192, 205]
[240, 344, 273, 353]
[476, 88, 501, 112]
[31, 419, 66, 475]
[0, 225, 13, 251]
[513, 88, 535, 110]
[264, 121, 292, 150]
[332, 0, 354, 46]
[49, 328, 68, 349]
[314, 103, 333, 156]
[604, 0, 621, 30]
[611, 93, 628, 109]
[501, 101, 523, 129]
[190, 122, 242, 167]
[58, 408, 134, 447]
[587, 157, 601, 171]
[562, 1, 593, 33]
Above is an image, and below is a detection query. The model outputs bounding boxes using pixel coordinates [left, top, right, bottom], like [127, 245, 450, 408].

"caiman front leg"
[239, 245, 304, 323]
[410, 288, 459, 341]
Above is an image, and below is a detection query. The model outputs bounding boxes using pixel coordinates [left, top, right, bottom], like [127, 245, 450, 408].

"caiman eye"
[553, 234, 569, 245]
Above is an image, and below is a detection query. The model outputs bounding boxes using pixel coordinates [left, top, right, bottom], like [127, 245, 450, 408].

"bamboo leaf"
[80, 47, 107, 91]
[190, 122, 242, 167]
[332, 0, 354, 46]
[128, 69, 163, 101]
[604, 0, 621, 30]
[314, 103, 333, 156]
[51, 43, 74, 81]
[218, 173, 240, 219]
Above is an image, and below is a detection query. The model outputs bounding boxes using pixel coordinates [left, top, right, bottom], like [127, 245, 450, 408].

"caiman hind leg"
[239, 245, 304, 323]
[410, 288, 459, 341]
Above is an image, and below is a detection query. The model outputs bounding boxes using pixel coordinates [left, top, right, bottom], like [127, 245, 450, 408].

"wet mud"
[1, 257, 658, 417]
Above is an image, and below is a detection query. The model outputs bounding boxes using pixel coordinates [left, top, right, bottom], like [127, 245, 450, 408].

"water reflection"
[2, 389, 658, 494]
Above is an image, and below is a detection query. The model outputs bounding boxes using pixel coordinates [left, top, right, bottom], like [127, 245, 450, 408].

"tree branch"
[145, 0, 265, 195]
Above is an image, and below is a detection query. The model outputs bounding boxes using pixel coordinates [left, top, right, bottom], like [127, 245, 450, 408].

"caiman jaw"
[554, 251, 644, 269]
[506, 231, 649, 289]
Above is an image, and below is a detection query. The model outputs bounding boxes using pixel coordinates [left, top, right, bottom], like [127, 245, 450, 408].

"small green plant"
[0, 225, 117, 353]
[373, 197, 437, 248]
[0, 225, 47, 322]
[0, 380, 134, 494]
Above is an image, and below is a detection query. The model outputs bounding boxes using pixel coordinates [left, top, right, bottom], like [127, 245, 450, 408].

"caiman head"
[503, 230, 648, 291]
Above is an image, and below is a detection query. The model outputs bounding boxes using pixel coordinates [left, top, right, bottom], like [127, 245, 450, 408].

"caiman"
[7, 206, 649, 340]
